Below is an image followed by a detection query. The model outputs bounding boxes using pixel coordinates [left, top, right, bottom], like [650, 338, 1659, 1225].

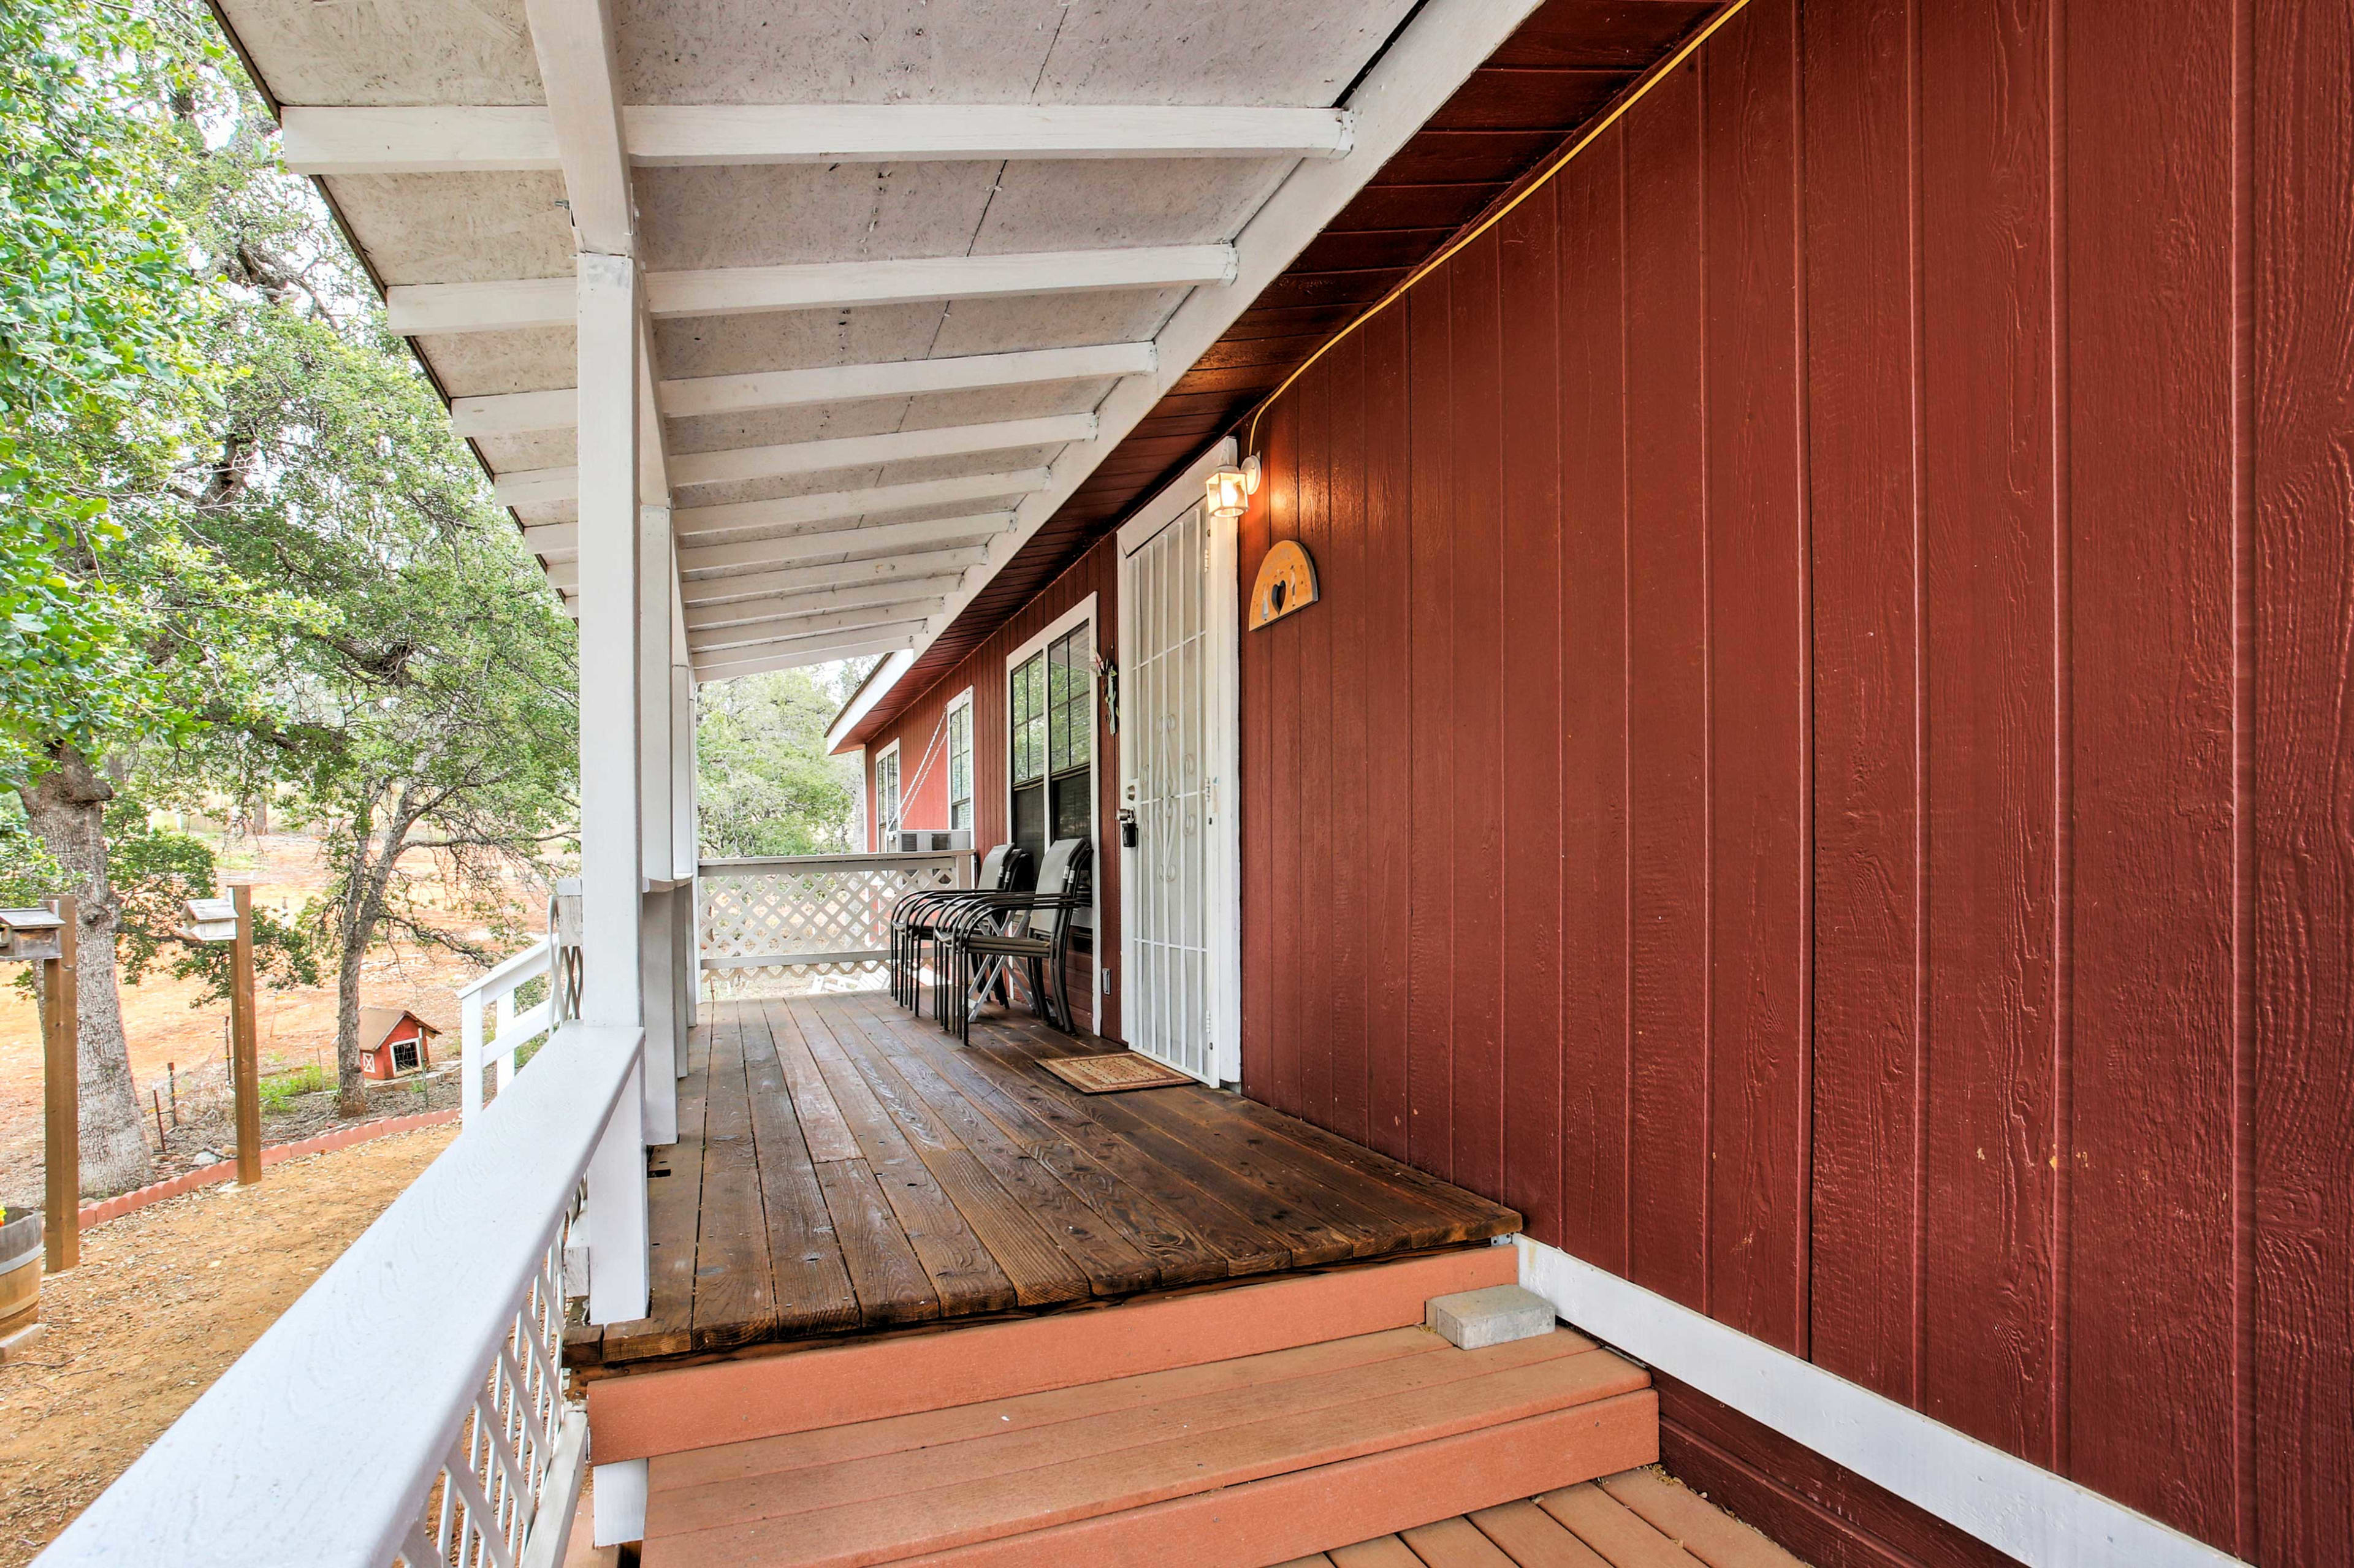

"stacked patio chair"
[886, 844, 1032, 1016]
[936, 837, 1092, 1043]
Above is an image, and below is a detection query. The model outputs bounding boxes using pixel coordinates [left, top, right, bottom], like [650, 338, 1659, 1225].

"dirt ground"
[0, 832, 547, 1209]
[0, 1123, 459, 1565]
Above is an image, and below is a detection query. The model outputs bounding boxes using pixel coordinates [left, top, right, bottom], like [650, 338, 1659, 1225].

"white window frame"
[872, 738, 901, 850]
[945, 687, 975, 834]
[1004, 593, 1100, 1013]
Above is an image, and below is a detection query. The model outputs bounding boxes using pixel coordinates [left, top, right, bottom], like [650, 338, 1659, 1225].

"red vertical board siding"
[1362, 307, 1415, 1164]
[1621, 64, 1713, 1317]
[1699, 0, 1809, 1355]
[1404, 281, 1457, 1179]
[1297, 363, 1337, 1127]
[1915, 0, 2060, 1467]
[1556, 136, 1632, 1276]
[2252, 0, 2354, 1561]
[2063, 0, 2242, 1543]
[1271, 398, 1309, 1111]
[1266, 395, 1304, 1113]
[1498, 187, 1566, 1247]
[1213, 0, 2351, 1555]
[1799, 0, 1926, 1409]
[1448, 229, 1507, 1201]
[1326, 331, 1373, 1147]
[1238, 414, 1276, 1096]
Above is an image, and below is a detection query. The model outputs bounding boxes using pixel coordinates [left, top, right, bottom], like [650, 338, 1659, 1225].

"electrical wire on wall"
[1241, 0, 1756, 457]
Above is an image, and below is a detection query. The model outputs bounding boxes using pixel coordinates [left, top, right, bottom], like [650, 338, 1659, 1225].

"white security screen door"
[1122, 501, 1211, 1079]
[1118, 441, 1241, 1086]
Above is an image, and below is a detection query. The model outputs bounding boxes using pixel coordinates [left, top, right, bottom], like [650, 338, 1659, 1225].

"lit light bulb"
[1206, 465, 1249, 519]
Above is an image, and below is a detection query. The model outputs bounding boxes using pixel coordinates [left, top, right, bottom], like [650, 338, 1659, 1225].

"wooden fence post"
[43, 895, 79, 1273]
[230, 885, 262, 1187]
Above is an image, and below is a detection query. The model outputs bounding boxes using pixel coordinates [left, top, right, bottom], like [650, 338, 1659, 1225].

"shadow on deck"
[566, 992, 1519, 1376]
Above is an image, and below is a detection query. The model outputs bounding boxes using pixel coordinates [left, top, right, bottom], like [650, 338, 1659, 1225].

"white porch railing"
[37, 1021, 645, 1568]
[459, 938, 557, 1123]
[698, 851, 967, 980]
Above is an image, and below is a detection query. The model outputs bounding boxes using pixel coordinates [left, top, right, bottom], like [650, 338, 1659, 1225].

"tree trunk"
[331, 901, 371, 1117]
[20, 747, 156, 1195]
[330, 792, 402, 1117]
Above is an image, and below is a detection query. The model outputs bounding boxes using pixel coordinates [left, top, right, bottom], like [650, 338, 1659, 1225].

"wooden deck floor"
[569, 993, 1520, 1372]
[1287, 1469, 1807, 1568]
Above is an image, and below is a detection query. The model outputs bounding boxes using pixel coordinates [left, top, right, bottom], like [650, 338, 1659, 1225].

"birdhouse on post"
[179, 890, 262, 1187]
[177, 897, 238, 945]
[0, 908, 64, 962]
[1, 902, 77, 1273]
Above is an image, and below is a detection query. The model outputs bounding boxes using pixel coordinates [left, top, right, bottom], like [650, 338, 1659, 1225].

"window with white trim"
[874, 740, 901, 847]
[1009, 622, 1091, 864]
[946, 690, 974, 832]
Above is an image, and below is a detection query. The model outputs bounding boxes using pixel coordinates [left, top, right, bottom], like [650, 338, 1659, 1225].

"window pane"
[1064, 690, 1090, 769]
[1012, 781, 1046, 861]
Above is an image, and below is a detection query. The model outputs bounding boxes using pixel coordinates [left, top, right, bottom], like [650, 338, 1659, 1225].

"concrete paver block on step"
[1426, 1284, 1556, 1350]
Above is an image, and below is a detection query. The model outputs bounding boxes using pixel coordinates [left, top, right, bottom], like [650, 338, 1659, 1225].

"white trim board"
[1514, 1238, 2247, 1568]
[1004, 593, 1102, 1011]
[945, 686, 976, 832]
[823, 650, 915, 742]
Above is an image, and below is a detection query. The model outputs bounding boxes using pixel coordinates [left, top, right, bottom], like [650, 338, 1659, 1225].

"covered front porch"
[571, 992, 1518, 1373]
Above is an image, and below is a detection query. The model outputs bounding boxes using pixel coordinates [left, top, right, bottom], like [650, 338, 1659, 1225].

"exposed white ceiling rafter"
[495, 415, 1090, 506]
[694, 633, 919, 680]
[685, 607, 937, 656]
[449, 344, 1154, 438]
[680, 574, 966, 631]
[387, 247, 1237, 336]
[283, 103, 1355, 175]
[520, 467, 1053, 555]
[678, 512, 1014, 577]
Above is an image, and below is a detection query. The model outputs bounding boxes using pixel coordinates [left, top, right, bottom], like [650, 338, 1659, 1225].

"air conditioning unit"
[883, 829, 971, 853]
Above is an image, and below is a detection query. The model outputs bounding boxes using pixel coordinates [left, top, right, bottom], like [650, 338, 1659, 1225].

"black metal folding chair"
[938, 837, 1092, 1043]
[886, 845, 1030, 1013]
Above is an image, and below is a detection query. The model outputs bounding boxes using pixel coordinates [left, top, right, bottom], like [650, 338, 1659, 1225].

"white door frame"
[1116, 437, 1243, 1086]
[1003, 593, 1102, 1011]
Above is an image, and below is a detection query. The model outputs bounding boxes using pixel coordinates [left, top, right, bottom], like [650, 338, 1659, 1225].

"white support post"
[460, 991, 487, 1119]
[638, 500, 685, 1121]
[587, 1057, 646, 1326]
[495, 991, 517, 1089]
[576, 248, 650, 1323]
[671, 611, 698, 1030]
[590, 1457, 649, 1548]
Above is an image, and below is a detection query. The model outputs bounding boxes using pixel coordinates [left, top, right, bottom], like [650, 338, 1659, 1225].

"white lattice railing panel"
[396, 1207, 576, 1568]
[699, 853, 966, 972]
[39, 1022, 642, 1568]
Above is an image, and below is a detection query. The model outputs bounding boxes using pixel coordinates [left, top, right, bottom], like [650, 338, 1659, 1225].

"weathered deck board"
[569, 993, 1521, 1371]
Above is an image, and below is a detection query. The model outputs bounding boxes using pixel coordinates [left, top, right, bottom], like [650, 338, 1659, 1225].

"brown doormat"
[1039, 1052, 1195, 1094]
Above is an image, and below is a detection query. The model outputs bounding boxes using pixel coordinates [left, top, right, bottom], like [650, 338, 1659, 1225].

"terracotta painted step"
[658, 1330, 1598, 1535]
[885, 1402, 1657, 1568]
[640, 1328, 1653, 1568]
[593, 1246, 1515, 1463]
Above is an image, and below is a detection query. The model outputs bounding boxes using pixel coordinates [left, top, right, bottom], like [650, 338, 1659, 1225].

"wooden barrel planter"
[0, 1210, 44, 1357]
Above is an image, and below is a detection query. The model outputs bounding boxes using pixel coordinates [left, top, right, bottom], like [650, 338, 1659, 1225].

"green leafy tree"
[1, 0, 225, 1192]
[105, 802, 319, 1002]
[696, 669, 866, 858]
[156, 63, 577, 1116]
[7, 0, 576, 1154]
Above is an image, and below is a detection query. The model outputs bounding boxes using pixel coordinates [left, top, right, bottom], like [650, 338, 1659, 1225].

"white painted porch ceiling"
[216, 0, 1486, 679]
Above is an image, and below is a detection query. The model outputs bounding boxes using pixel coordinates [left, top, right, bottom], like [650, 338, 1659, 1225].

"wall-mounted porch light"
[1206, 452, 1262, 520]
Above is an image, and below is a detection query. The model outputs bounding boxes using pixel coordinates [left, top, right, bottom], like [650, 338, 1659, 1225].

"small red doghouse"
[357, 1007, 438, 1080]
